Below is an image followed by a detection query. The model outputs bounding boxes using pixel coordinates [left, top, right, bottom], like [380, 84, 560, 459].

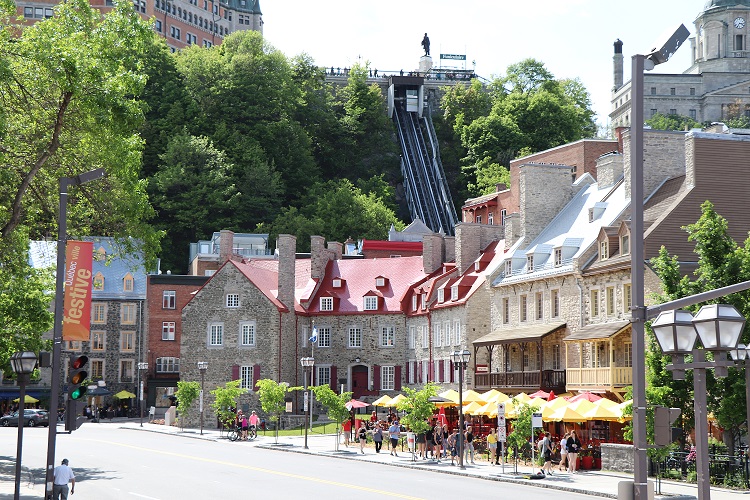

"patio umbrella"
[548, 405, 588, 423]
[463, 401, 484, 415]
[542, 397, 569, 420]
[461, 389, 486, 403]
[389, 394, 407, 406]
[438, 389, 460, 404]
[513, 392, 532, 403]
[547, 390, 556, 401]
[481, 389, 502, 401]
[593, 397, 620, 410]
[567, 399, 596, 415]
[428, 396, 456, 407]
[528, 397, 546, 408]
[345, 399, 370, 411]
[13, 395, 38, 403]
[485, 391, 510, 404]
[114, 390, 137, 399]
[529, 390, 550, 399]
[568, 392, 602, 403]
[372, 395, 392, 407]
[584, 403, 622, 421]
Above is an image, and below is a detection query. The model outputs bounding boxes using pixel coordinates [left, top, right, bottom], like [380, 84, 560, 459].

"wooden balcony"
[566, 366, 632, 390]
[474, 369, 566, 393]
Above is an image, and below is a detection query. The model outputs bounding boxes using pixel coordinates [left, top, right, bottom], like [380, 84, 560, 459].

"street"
[0, 423, 597, 500]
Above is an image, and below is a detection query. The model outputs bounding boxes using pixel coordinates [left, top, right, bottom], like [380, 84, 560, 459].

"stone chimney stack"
[277, 234, 296, 310]
[622, 128, 686, 199]
[519, 164, 575, 243]
[328, 241, 343, 260]
[219, 230, 234, 263]
[504, 213, 521, 247]
[422, 233, 444, 274]
[310, 235, 328, 280]
[480, 225, 504, 250]
[595, 153, 624, 189]
[455, 223, 482, 275]
[613, 39, 624, 91]
[444, 236, 455, 263]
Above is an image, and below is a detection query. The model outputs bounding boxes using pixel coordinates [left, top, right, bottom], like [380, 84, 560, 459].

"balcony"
[566, 366, 632, 390]
[474, 369, 566, 393]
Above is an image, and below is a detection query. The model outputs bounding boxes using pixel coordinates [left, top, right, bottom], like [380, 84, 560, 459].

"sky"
[261, 0, 708, 129]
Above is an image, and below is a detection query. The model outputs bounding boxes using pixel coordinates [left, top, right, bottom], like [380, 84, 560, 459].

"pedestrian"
[448, 428, 459, 465]
[370, 410, 377, 424]
[567, 430, 582, 473]
[341, 418, 352, 447]
[487, 428, 498, 465]
[358, 420, 368, 454]
[432, 421, 443, 462]
[53, 458, 75, 500]
[240, 411, 248, 440]
[388, 419, 401, 456]
[559, 431, 569, 471]
[542, 431, 554, 474]
[465, 425, 476, 464]
[372, 422, 383, 453]
[417, 426, 427, 459]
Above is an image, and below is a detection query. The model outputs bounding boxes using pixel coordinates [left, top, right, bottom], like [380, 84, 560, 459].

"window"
[503, 297, 510, 324]
[348, 327, 362, 348]
[120, 331, 135, 352]
[690, 109, 697, 120]
[445, 321, 452, 345]
[412, 295, 417, 311]
[209, 323, 223, 346]
[226, 293, 239, 308]
[203, 40, 213, 48]
[163, 290, 176, 309]
[451, 285, 458, 301]
[420, 294, 426, 310]
[551, 289, 560, 318]
[552, 344, 561, 370]
[91, 360, 104, 379]
[318, 326, 331, 347]
[434, 324, 442, 347]
[332, 279, 341, 288]
[240, 366, 254, 389]
[301, 325, 309, 348]
[690, 87, 696, 96]
[600, 241, 609, 260]
[92, 303, 106, 323]
[381, 326, 395, 347]
[23, 6, 32, 17]
[316, 366, 331, 386]
[650, 109, 658, 117]
[93, 272, 104, 290]
[621, 234, 630, 256]
[437, 289, 444, 303]
[650, 87, 656, 95]
[156, 357, 179, 373]
[376, 277, 385, 287]
[91, 332, 105, 351]
[523, 350, 529, 370]
[120, 360, 134, 382]
[736, 34, 744, 51]
[240, 322, 255, 346]
[488, 212, 494, 225]
[536, 292, 543, 320]
[364, 296, 378, 310]
[170, 26, 181, 40]
[475, 215, 482, 224]
[381, 366, 395, 390]
[123, 274, 134, 292]
[606, 287, 615, 316]
[520, 295, 528, 322]
[504, 261, 512, 276]
[162, 322, 176, 340]
[527, 255, 534, 272]
[669, 108, 677, 115]
[624, 342, 633, 367]
[320, 297, 333, 311]
[155, 19, 162, 31]
[670, 87, 676, 95]
[421, 325, 428, 347]
[623, 284, 632, 314]
[454, 320, 461, 344]
[66, 341, 81, 351]
[121, 303, 136, 324]
[408, 326, 416, 349]
[500, 209, 507, 224]
[554, 248, 562, 266]
[591, 289, 600, 318]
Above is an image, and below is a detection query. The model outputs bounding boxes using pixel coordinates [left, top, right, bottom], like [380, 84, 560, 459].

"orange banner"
[62, 241, 93, 341]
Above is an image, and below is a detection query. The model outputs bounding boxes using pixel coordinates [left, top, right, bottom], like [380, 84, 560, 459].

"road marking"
[129, 493, 161, 499]
[93, 438, 424, 499]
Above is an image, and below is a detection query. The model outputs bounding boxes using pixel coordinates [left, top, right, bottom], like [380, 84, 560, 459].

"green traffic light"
[71, 387, 87, 400]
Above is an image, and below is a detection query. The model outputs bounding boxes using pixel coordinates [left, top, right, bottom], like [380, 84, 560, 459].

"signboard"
[286, 401, 293, 413]
[199, 390, 203, 412]
[62, 241, 93, 341]
[497, 403, 506, 442]
[498, 424, 506, 442]
[532, 412, 543, 428]
[497, 403, 505, 417]
[476, 364, 489, 373]
[440, 53, 467, 60]
[304, 391, 309, 412]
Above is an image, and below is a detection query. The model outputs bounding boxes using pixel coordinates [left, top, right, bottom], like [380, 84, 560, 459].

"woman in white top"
[559, 431, 569, 471]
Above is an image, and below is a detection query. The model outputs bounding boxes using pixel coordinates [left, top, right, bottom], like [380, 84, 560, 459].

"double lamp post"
[451, 349, 471, 470]
[11, 351, 38, 500]
[300, 357, 315, 449]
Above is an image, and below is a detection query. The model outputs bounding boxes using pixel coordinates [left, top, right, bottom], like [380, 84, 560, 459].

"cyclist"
[248, 410, 259, 439]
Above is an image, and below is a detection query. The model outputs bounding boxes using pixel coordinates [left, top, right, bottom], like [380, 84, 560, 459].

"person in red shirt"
[341, 418, 352, 447]
[370, 410, 377, 423]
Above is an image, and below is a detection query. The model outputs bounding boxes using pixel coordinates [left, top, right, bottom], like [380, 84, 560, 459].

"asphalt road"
[1, 424, 598, 500]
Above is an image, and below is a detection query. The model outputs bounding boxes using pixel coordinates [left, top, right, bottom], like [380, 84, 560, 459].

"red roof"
[361, 240, 423, 252]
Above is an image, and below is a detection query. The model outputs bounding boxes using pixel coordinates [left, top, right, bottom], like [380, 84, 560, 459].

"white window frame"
[380, 326, 395, 347]
[444, 321, 451, 345]
[209, 323, 224, 346]
[120, 331, 135, 352]
[348, 326, 362, 348]
[320, 297, 333, 311]
[240, 321, 256, 347]
[554, 248, 562, 267]
[412, 295, 417, 311]
[332, 279, 341, 288]
[364, 296, 378, 310]
[162, 322, 176, 341]
[376, 277, 385, 287]
[488, 212, 494, 225]
[434, 324, 442, 347]
[381, 366, 395, 390]
[163, 290, 176, 309]
[240, 366, 254, 389]
[552, 344, 561, 370]
[421, 325, 428, 347]
[316, 365, 331, 386]
[623, 283, 632, 314]
[551, 289, 560, 318]
[318, 326, 331, 347]
[536, 292, 543, 320]
[527, 255, 534, 272]
[621, 234, 630, 255]
[454, 320, 461, 345]
[438, 289, 444, 303]
[119, 360, 134, 382]
[301, 325, 309, 348]
[408, 326, 416, 349]
[624, 342, 633, 367]
[520, 295, 528, 322]
[505, 261, 512, 276]
[226, 293, 240, 308]
[451, 285, 458, 301]
[591, 289, 600, 318]
[606, 286, 615, 316]
[600, 241, 609, 260]
[503, 297, 510, 324]
[156, 357, 180, 373]
[421, 294, 426, 310]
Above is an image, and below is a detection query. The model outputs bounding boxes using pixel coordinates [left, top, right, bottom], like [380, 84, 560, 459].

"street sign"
[304, 391, 309, 412]
[532, 412, 543, 428]
[498, 422, 506, 442]
[497, 403, 505, 417]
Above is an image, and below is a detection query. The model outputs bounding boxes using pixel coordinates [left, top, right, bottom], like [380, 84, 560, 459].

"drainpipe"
[576, 278, 584, 328]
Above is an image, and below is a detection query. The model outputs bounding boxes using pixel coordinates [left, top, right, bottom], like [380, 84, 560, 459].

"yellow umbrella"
[567, 399, 596, 415]
[12, 395, 38, 404]
[593, 397, 620, 410]
[475, 402, 497, 417]
[501, 399, 520, 418]
[542, 397, 569, 420]
[389, 394, 407, 405]
[584, 403, 622, 421]
[114, 390, 137, 399]
[513, 392, 531, 403]
[528, 397, 546, 408]
[485, 391, 511, 404]
[481, 389, 501, 401]
[464, 401, 484, 415]
[461, 390, 486, 403]
[439, 389, 460, 404]
[372, 395, 393, 407]
[548, 405, 588, 423]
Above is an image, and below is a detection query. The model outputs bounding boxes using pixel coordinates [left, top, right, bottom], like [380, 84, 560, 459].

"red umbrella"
[345, 399, 370, 410]
[529, 390, 550, 399]
[568, 392, 602, 403]
[547, 390, 556, 401]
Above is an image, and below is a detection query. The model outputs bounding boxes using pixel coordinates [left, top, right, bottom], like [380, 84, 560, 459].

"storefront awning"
[563, 320, 631, 341]
[472, 322, 566, 347]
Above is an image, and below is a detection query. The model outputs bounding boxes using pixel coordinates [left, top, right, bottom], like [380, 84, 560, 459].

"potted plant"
[592, 446, 602, 469]
[579, 447, 594, 469]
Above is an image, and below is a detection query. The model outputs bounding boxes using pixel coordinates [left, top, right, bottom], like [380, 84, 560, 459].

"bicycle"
[248, 425, 257, 440]
[228, 425, 241, 442]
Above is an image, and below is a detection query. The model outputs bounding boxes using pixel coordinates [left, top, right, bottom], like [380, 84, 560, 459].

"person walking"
[372, 422, 383, 453]
[465, 425, 476, 464]
[358, 420, 368, 454]
[341, 418, 352, 447]
[388, 419, 401, 456]
[432, 422, 442, 461]
[567, 430, 582, 473]
[541, 432, 554, 474]
[487, 428, 498, 465]
[53, 458, 75, 500]
[559, 431, 569, 471]
[448, 428, 459, 466]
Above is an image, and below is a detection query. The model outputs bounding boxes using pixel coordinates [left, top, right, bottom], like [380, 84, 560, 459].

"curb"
[119, 425, 220, 442]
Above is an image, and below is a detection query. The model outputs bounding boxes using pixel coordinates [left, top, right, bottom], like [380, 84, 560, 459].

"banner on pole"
[62, 241, 93, 341]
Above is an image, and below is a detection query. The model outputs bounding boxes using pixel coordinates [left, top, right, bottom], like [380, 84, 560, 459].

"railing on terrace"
[498, 257, 575, 280]
[474, 370, 565, 392]
[566, 366, 632, 387]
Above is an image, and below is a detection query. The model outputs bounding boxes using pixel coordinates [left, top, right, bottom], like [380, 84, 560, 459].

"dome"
[704, 0, 750, 10]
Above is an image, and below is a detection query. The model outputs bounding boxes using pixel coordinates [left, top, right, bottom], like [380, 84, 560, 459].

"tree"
[175, 380, 200, 430]
[646, 113, 701, 131]
[310, 384, 352, 451]
[255, 378, 292, 444]
[396, 382, 438, 448]
[210, 380, 247, 432]
[506, 403, 535, 473]
[0, 0, 161, 267]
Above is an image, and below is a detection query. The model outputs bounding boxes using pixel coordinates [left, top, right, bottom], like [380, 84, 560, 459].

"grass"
[259, 421, 339, 437]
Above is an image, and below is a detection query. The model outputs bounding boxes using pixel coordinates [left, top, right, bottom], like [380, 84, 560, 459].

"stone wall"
[622, 129, 686, 199]
[519, 163, 575, 244]
[601, 443, 634, 473]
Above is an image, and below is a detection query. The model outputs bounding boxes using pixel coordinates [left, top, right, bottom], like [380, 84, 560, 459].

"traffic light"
[655, 406, 681, 446]
[68, 355, 89, 401]
[65, 400, 86, 432]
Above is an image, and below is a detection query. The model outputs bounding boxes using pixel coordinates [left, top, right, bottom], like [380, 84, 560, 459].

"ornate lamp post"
[138, 362, 148, 427]
[11, 351, 38, 500]
[300, 357, 315, 449]
[451, 349, 471, 470]
[198, 361, 208, 435]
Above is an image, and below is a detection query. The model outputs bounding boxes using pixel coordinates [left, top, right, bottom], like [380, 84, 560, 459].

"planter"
[593, 457, 602, 469]
[581, 456, 594, 469]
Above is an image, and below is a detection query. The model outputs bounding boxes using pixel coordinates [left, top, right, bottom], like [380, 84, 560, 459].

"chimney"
[595, 153, 624, 189]
[277, 234, 296, 309]
[328, 241, 343, 260]
[480, 225, 504, 250]
[495, 183, 507, 192]
[422, 233, 444, 274]
[613, 39, 624, 91]
[444, 236, 455, 263]
[519, 164, 575, 243]
[219, 230, 234, 264]
[310, 235, 328, 280]
[504, 213, 521, 247]
[455, 223, 482, 275]
[622, 128, 686, 199]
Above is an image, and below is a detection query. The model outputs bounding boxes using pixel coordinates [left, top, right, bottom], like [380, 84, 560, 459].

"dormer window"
[412, 295, 417, 311]
[123, 273, 134, 292]
[589, 208, 595, 222]
[94, 246, 106, 261]
[474, 261, 480, 272]
[93, 272, 105, 290]
[600, 241, 609, 260]
[451, 285, 459, 301]
[438, 289, 445, 303]
[364, 296, 378, 310]
[375, 277, 385, 287]
[421, 294, 426, 310]
[527, 255, 534, 272]
[554, 248, 562, 267]
[621, 234, 630, 255]
[488, 212, 494, 225]
[332, 279, 342, 288]
[505, 261, 512, 276]
[320, 297, 333, 311]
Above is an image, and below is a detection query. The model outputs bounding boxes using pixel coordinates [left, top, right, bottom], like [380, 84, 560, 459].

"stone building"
[611, 0, 750, 127]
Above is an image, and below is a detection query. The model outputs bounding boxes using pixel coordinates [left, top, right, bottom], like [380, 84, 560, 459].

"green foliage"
[646, 113, 701, 131]
[506, 403, 534, 462]
[310, 384, 352, 425]
[175, 380, 200, 427]
[255, 379, 290, 423]
[210, 380, 247, 430]
[396, 382, 438, 435]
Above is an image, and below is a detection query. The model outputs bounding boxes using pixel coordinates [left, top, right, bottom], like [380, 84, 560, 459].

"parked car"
[0, 409, 50, 427]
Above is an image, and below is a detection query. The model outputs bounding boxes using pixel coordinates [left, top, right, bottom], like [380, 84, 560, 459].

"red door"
[352, 365, 368, 399]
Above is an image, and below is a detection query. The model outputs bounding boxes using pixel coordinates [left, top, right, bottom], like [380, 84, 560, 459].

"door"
[351, 365, 368, 399]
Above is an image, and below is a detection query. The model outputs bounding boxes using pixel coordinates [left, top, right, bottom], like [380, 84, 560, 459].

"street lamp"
[451, 349, 471, 470]
[138, 362, 148, 428]
[729, 344, 750, 458]
[651, 304, 744, 500]
[11, 351, 37, 500]
[300, 357, 315, 449]
[198, 361, 208, 435]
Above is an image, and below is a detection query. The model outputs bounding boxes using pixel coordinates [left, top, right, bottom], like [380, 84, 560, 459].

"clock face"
[735, 17, 746, 29]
